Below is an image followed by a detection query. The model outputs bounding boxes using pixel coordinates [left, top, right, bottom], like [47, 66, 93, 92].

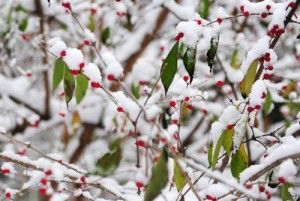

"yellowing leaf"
[230, 48, 239, 69]
[222, 129, 233, 156]
[173, 161, 187, 191]
[230, 147, 248, 180]
[72, 111, 81, 129]
[61, 123, 70, 149]
[240, 59, 258, 98]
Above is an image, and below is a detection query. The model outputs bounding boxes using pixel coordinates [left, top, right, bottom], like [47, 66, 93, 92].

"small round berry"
[107, 74, 115, 81]
[247, 106, 254, 113]
[282, 85, 288, 91]
[117, 106, 124, 113]
[267, 193, 272, 200]
[136, 181, 144, 189]
[261, 92, 267, 99]
[80, 176, 86, 184]
[259, 185, 265, 192]
[39, 188, 47, 195]
[184, 96, 190, 102]
[216, 80, 224, 87]
[245, 182, 253, 189]
[79, 63, 85, 69]
[240, 5, 245, 12]
[289, 2, 296, 8]
[195, 19, 202, 25]
[266, 5, 271, 10]
[135, 140, 146, 148]
[5, 192, 11, 198]
[83, 40, 91, 46]
[45, 169, 52, 176]
[172, 119, 178, 125]
[70, 70, 80, 75]
[40, 178, 48, 185]
[91, 82, 101, 88]
[278, 176, 286, 184]
[1, 169, 10, 175]
[183, 75, 189, 82]
[267, 65, 273, 70]
[255, 105, 261, 110]
[243, 11, 250, 16]
[62, 2, 71, 10]
[216, 17, 223, 24]
[60, 50, 66, 57]
[206, 194, 213, 200]
[261, 12, 268, 18]
[187, 104, 193, 110]
[17, 148, 26, 156]
[263, 74, 271, 80]
[169, 101, 176, 108]
[227, 124, 234, 130]
[264, 56, 271, 62]
[175, 32, 184, 41]
[90, 8, 97, 15]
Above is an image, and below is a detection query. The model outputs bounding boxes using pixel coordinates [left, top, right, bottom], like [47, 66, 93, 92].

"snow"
[210, 121, 225, 144]
[63, 48, 84, 71]
[102, 51, 123, 78]
[232, 114, 248, 152]
[49, 41, 67, 58]
[82, 63, 102, 83]
[176, 21, 200, 47]
[286, 123, 300, 136]
[219, 105, 241, 126]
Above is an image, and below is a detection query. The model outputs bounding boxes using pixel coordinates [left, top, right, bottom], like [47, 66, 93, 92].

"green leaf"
[93, 138, 122, 177]
[63, 68, 75, 105]
[101, 26, 111, 44]
[208, 144, 213, 167]
[131, 83, 140, 99]
[52, 59, 65, 92]
[18, 17, 28, 32]
[239, 59, 258, 98]
[281, 183, 293, 201]
[87, 15, 96, 32]
[207, 35, 219, 73]
[222, 129, 233, 156]
[160, 42, 179, 95]
[263, 91, 273, 116]
[75, 73, 88, 104]
[212, 133, 225, 168]
[145, 149, 169, 201]
[230, 48, 239, 69]
[173, 161, 187, 192]
[230, 148, 248, 180]
[199, 0, 210, 19]
[15, 5, 27, 12]
[179, 43, 187, 58]
[183, 46, 197, 83]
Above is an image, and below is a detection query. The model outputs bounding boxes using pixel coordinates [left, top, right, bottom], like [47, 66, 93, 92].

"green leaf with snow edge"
[63, 67, 75, 105]
[75, 73, 88, 104]
[183, 46, 196, 83]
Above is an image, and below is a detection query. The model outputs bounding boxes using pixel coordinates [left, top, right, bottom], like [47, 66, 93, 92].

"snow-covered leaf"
[207, 35, 219, 73]
[183, 46, 196, 82]
[230, 48, 239, 69]
[230, 147, 248, 180]
[101, 27, 111, 45]
[263, 91, 273, 116]
[64, 68, 75, 105]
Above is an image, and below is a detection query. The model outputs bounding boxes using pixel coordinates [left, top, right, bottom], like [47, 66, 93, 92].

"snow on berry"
[176, 21, 200, 47]
[102, 51, 123, 80]
[49, 40, 67, 58]
[82, 63, 102, 87]
[1, 162, 16, 175]
[63, 48, 84, 74]
[277, 159, 297, 183]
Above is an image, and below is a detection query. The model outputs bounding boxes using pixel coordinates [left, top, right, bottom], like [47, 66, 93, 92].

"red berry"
[107, 74, 115, 81]
[265, 53, 270, 59]
[39, 188, 47, 195]
[202, 109, 208, 115]
[261, 12, 268, 18]
[59, 112, 65, 117]
[267, 65, 273, 70]
[117, 106, 124, 113]
[136, 181, 144, 189]
[259, 185, 265, 192]
[206, 194, 213, 200]
[1, 169, 10, 174]
[183, 75, 189, 82]
[245, 182, 253, 189]
[175, 32, 184, 41]
[267, 193, 272, 200]
[216, 17, 223, 24]
[139, 80, 148, 85]
[40, 178, 48, 185]
[278, 176, 286, 184]
[80, 176, 86, 184]
[83, 40, 91, 46]
[289, 2, 296, 8]
[60, 50, 66, 57]
[91, 82, 101, 88]
[240, 5, 245, 12]
[184, 96, 190, 102]
[17, 148, 26, 156]
[135, 140, 146, 148]
[247, 106, 254, 113]
[263, 74, 271, 80]
[90, 8, 97, 15]
[172, 119, 178, 125]
[261, 92, 267, 99]
[25, 71, 32, 77]
[264, 56, 271, 62]
[79, 63, 85, 69]
[195, 19, 202, 25]
[187, 104, 193, 110]
[216, 80, 224, 87]
[5, 192, 11, 198]
[243, 11, 250, 16]
[266, 5, 271, 10]
[227, 124, 234, 130]
[282, 85, 288, 91]
[273, 24, 279, 29]
[255, 105, 261, 110]
[62, 2, 71, 10]
[169, 101, 176, 108]
[45, 169, 52, 176]
[70, 70, 80, 75]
